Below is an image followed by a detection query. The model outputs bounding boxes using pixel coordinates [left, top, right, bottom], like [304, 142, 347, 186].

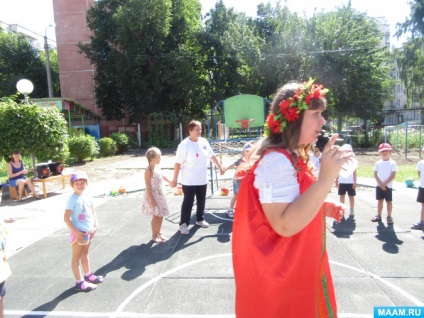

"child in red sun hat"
[372, 143, 398, 224]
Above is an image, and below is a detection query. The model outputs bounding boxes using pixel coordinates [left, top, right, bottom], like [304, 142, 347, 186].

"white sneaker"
[179, 223, 189, 234]
[196, 220, 209, 228]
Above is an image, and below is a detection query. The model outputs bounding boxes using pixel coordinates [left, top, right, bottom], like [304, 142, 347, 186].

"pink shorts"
[70, 230, 94, 245]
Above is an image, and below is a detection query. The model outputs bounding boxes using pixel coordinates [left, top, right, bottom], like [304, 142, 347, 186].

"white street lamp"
[16, 79, 34, 104]
[16, 78, 37, 176]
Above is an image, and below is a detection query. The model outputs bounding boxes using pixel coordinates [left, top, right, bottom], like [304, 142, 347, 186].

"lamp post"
[16, 79, 34, 105]
[16, 79, 37, 177]
[44, 24, 54, 98]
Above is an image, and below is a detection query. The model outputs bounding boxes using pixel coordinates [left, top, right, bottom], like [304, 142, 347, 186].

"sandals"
[158, 233, 168, 241]
[76, 280, 96, 292]
[151, 237, 162, 243]
[151, 234, 167, 243]
[84, 273, 104, 284]
[371, 215, 394, 224]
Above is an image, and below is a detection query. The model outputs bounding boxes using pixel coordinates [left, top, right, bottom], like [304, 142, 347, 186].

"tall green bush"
[98, 137, 117, 157]
[68, 135, 99, 162]
[0, 97, 69, 162]
[110, 132, 130, 153]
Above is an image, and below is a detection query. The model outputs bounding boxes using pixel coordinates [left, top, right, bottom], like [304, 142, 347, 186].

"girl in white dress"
[142, 147, 171, 243]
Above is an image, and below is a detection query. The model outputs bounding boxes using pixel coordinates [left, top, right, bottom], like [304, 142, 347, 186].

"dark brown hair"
[252, 81, 327, 165]
[10, 149, 22, 163]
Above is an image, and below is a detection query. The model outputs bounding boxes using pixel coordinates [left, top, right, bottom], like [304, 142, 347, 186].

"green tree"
[204, 2, 264, 97]
[395, 0, 424, 106]
[397, 0, 424, 37]
[79, 0, 205, 121]
[0, 28, 59, 98]
[200, 1, 245, 104]
[0, 97, 69, 162]
[309, 6, 393, 128]
[254, 3, 306, 98]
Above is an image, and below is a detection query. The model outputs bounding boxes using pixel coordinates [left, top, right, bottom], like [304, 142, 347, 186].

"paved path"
[1, 159, 424, 317]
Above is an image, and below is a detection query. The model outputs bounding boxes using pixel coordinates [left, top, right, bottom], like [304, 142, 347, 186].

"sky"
[0, 0, 411, 47]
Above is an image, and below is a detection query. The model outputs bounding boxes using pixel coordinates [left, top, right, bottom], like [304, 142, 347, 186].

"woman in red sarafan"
[232, 79, 353, 317]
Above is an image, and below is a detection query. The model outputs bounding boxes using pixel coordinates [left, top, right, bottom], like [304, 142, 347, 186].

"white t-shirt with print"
[175, 137, 214, 185]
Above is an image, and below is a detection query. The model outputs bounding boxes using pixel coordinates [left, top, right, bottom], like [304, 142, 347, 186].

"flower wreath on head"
[264, 78, 329, 136]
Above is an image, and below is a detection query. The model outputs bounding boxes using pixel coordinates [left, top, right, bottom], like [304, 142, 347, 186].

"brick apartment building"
[52, 0, 137, 138]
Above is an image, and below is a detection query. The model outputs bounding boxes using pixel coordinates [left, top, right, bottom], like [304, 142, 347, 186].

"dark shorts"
[0, 280, 6, 297]
[338, 183, 356, 196]
[376, 186, 393, 201]
[417, 187, 424, 203]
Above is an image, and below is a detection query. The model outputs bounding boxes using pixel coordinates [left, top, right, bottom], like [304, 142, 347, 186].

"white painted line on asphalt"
[4, 310, 373, 318]
[5, 311, 234, 317]
[331, 260, 424, 306]
[6, 252, 420, 317]
[113, 253, 232, 316]
[207, 210, 233, 222]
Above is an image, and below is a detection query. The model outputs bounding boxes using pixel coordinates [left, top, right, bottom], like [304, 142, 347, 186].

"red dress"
[232, 149, 337, 318]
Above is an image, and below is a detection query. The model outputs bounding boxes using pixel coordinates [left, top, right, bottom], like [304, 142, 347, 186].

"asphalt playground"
[1, 174, 424, 318]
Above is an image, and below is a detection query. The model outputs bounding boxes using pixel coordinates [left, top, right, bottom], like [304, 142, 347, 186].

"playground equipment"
[206, 94, 268, 140]
[206, 94, 269, 194]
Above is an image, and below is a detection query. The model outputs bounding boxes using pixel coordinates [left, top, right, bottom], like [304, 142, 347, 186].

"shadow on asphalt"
[375, 222, 404, 254]
[93, 215, 232, 282]
[21, 287, 77, 318]
[331, 215, 356, 238]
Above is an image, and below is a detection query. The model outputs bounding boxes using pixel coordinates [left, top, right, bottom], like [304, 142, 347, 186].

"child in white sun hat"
[64, 171, 103, 292]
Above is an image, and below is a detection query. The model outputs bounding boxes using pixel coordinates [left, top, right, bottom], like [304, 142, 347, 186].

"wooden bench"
[8, 185, 28, 200]
[32, 174, 70, 199]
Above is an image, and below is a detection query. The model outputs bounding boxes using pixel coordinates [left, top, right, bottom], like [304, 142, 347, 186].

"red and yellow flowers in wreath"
[264, 78, 328, 136]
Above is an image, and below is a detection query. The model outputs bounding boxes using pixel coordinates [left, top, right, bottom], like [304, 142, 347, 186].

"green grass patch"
[357, 164, 418, 182]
